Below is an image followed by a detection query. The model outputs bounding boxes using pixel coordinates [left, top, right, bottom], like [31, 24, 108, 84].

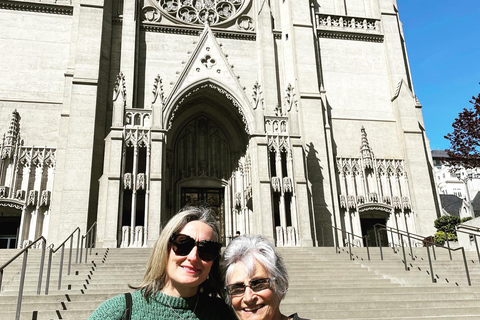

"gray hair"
[221, 234, 289, 303]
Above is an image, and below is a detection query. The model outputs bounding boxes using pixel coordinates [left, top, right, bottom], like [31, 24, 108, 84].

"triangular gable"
[165, 24, 251, 110]
[391, 79, 414, 102]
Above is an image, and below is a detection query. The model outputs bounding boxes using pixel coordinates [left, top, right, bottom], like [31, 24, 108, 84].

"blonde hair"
[136, 206, 222, 299]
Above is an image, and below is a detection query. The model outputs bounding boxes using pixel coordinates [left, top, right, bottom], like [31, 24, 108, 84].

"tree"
[444, 85, 480, 168]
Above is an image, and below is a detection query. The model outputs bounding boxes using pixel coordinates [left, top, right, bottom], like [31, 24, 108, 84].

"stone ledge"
[0, 0, 73, 15]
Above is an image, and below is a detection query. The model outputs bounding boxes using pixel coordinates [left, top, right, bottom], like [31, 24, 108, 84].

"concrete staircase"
[1, 246, 480, 319]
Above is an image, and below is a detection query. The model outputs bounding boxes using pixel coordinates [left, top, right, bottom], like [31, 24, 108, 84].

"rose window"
[157, 0, 248, 26]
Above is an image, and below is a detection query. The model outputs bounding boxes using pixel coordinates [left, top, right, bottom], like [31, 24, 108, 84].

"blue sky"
[397, 1, 480, 150]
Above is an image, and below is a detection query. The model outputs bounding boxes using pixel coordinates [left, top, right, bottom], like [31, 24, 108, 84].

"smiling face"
[227, 260, 283, 320]
[163, 220, 217, 297]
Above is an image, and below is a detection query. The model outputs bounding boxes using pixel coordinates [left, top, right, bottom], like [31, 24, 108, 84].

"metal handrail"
[44, 227, 81, 295]
[0, 237, 47, 320]
[456, 224, 480, 263]
[80, 222, 97, 264]
[332, 226, 370, 261]
[374, 223, 471, 286]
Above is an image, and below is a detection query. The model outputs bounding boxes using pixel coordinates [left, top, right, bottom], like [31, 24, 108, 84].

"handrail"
[44, 227, 81, 295]
[332, 226, 370, 261]
[80, 222, 97, 264]
[0, 236, 47, 320]
[374, 223, 471, 286]
[456, 224, 480, 263]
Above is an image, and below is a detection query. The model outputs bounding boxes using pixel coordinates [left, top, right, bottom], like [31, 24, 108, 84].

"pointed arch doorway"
[164, 85, 250, 245]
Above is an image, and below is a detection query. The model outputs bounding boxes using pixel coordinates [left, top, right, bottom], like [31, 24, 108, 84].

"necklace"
[163, 293, 199, 320]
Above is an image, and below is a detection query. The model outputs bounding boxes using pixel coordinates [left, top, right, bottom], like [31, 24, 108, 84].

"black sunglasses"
[170, 233, 221, 262]
[225, 277, 275, 296]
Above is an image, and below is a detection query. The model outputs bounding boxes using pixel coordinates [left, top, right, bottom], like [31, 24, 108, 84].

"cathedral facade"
[0, 0, 440, 249]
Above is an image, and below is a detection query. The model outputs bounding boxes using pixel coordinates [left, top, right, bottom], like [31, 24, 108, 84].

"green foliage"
[434, 216, 461, 234]
[462, 217, 473, 223]
[434, 231, 458, 246]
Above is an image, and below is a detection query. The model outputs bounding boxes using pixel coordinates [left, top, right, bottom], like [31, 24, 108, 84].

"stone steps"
[2, 246, 480, 319]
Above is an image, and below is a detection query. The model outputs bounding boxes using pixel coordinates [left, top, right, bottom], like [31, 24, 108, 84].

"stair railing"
[332, 226, 370, 261]
[80, 222, 97, 264]
[374, 223, 471, 286]
[44, 227, 81, 295]
[456, 224, 480, 263]
[0, 236, 47, 320]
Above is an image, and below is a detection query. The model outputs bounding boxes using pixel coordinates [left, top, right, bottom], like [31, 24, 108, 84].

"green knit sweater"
[89, 290, 236, 320]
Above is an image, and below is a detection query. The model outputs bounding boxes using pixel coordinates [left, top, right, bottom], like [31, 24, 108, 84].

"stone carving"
[368, 192, 378, 203]
[402, 196, 411, 210]
[357, 195, 365, 204]
[124, 173, 132, 190]
[252, 81, 263, 110]
[237, 15, 254, 31]
[157, 0, 246, 26]
[27, 190, 37, 207]
[40, 190, 50, 207]
[152, 75, 165, 106]
[271, 177, 281, 192]
[235, 192, 242, 207]
[347, 195, 356, 209]
[201, 54, 216, 69]
[113, 72, 126, 103]
[392, 196, 401, 209]
[283, 177, 293, 193]
[137, 173, 145, 190]
[0, 186, 8, 198]
[284, 83, 297, 112]
[15, 190, 25, 201]
[244, 184, 252, 201]
[276, 226, 284, 246]
[143, 6, 162, 22]
[339, 194, 346, 208]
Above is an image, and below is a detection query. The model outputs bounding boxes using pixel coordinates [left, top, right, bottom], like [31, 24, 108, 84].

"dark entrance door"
[0, 215, 20, 248]
[361, 217, 388, 247]
[181, 187, 225, 243]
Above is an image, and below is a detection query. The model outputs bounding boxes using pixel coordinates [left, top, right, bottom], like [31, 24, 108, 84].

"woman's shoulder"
[198, 294, 235, 319]
[289, 313, 309, 320]
[89, 292, 135, 320]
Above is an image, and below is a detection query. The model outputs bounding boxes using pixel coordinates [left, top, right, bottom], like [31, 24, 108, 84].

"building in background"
[0, 0, 440, 249]
[432, 150, 480, 219]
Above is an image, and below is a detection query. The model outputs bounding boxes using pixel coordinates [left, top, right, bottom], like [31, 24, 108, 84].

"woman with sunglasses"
[89, 206, 235, 319]
[222, 235, 307, 320]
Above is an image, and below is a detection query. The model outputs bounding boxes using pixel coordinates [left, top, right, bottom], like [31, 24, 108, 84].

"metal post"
[474, 236, 480, 263]
[348, 232, 352, 260]
[45, 249, 53, 295]
[446, 237, 452, 260]
[79, 236, 84, 264]
[68, 235, 73, 275]
[57, 245, 65, 290]
[16, 251, 28, 320]
[36, 240, 46, 295]
[400, 234, 408, 271]
[76, 229, 80, 264]
[378, 229, 384, 261]
[426, 245, 436, 283]
[461, 247, 472, 286]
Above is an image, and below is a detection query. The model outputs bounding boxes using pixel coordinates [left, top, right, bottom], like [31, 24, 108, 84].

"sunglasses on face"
[225, 277, 275, 296]
[170, 233, 221, 262]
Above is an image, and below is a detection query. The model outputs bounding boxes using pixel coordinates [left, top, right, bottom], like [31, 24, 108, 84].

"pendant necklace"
[164, 294, 199, 320]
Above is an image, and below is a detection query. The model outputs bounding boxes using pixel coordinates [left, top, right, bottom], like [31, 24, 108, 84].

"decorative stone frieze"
[15, 190, 25, 201]
[283, 177, 293, 193]
[316, 14, 383, 42]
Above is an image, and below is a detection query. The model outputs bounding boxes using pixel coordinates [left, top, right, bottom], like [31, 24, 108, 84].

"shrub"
[434, 216, 461, 234]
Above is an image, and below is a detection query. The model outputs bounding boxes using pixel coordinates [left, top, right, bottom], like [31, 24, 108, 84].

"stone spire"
[360, 126, 373, 169]
[2, 109, 20, 159]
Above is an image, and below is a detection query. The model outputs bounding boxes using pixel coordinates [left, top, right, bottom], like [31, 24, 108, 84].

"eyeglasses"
[170, 233, 221, 262]
[225, 278, 275, 296]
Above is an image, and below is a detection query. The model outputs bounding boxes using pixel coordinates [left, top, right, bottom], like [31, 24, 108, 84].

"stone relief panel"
[153, 0, 251, 27]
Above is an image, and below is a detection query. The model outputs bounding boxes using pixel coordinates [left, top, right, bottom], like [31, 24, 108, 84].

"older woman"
[89, 206, 235, 320]
[222, 235, 307, 320]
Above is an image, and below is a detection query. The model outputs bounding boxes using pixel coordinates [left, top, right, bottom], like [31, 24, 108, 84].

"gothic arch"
[164, 80, 254, 136]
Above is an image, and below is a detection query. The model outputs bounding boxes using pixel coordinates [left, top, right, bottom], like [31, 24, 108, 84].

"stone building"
[0, 0, 440, 249]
